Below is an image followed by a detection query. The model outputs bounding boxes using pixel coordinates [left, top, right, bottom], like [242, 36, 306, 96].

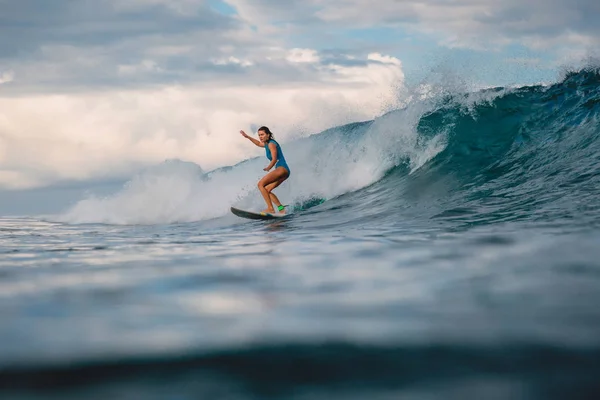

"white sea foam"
[59, 99, 447, 225]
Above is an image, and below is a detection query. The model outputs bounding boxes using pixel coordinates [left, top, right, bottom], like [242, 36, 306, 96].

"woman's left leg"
[266, 178, 288, 212]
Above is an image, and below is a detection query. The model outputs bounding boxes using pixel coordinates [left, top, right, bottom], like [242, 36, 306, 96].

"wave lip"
[363, 67, 600, 228]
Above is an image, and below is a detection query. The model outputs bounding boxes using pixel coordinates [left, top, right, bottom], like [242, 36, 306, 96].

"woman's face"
[258, 130, 269, 143]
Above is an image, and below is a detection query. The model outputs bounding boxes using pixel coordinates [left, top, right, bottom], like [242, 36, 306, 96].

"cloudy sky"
[0, 0, 598, 190]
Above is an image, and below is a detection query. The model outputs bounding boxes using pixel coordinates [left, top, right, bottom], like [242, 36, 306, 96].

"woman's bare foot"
[261, 208, 276, 214]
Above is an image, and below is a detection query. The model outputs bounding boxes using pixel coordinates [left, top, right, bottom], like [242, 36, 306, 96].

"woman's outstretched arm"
[240, 130, 264, 147]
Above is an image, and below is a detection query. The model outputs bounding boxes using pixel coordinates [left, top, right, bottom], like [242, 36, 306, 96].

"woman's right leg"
[265, 169, 290, 212]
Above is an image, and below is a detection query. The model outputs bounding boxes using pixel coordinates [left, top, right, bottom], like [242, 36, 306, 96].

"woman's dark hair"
[258, 126, 274, 140]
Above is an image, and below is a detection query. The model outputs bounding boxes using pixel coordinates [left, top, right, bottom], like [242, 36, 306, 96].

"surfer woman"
[240, 126, 290, 215]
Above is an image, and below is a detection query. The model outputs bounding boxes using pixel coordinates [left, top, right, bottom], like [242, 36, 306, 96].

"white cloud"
[368, 53, 401, 66]
[286, 48, 320, 63]
[0, 51, 405, 190]
[0, 71, 14, 85]
[211, 56, 254, 67]
[229, 0, 600, 51]
[4, 0, 593, 95]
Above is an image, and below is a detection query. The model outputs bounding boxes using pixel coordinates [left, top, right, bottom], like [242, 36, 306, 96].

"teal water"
[1, 68, 600, 399]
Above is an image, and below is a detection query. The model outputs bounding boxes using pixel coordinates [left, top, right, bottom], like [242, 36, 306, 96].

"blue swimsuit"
[265, 139, 290, 175]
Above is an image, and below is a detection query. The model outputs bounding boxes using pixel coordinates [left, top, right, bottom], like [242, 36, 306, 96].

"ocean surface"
[1, 68, 600, 399]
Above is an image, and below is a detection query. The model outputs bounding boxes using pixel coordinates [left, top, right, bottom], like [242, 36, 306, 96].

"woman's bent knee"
[258, 182, 270, 192]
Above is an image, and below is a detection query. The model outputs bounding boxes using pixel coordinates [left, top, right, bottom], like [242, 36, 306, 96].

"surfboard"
[230, 207, 289, 220]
